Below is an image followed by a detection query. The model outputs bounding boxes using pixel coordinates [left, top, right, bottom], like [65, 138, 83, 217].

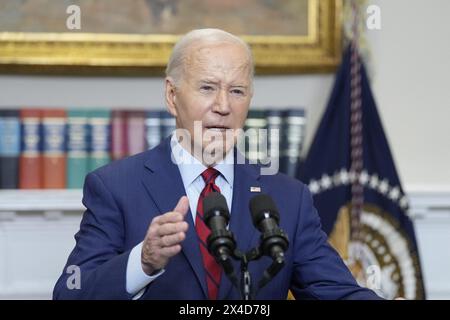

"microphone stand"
[239, 247, 262, 300]
[240, 254, 252, 300]
[225, 246, 282, 300]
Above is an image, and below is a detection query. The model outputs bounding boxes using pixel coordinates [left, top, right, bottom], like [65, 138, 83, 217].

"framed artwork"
[0, 0, 342, 75]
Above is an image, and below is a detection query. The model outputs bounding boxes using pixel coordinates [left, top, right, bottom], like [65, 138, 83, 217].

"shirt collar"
[170, 134, 234, 188]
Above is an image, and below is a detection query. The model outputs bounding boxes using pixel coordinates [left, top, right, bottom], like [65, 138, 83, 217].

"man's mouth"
[205, 125, 230, 131]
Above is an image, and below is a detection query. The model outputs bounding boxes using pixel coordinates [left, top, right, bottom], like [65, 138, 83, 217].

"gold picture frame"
[0, 0, 342, 76]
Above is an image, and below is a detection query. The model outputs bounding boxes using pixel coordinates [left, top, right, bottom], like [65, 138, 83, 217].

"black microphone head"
[203, 192, 230, 225]
[249, 194, 280, 226]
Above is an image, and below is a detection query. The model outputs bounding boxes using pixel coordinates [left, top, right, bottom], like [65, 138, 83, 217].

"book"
[0, 110, 21, 189]
[111, 110, 127, 160]
[42, 109, 67, 189]
[19, 109, 42, 189]
[266, 109, 283, 171]
[88, 109, 111, 172]
[243, 110, 267, 165]
[281, 109, 306, 177]
[126, 110, 146, 156]
[67, 109, 89, 189]
[145, 111, 162, 150]
[160, 111, 176, 140]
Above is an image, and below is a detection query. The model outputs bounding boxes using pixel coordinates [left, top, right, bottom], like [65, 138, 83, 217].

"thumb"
[174, 196, 189, 217]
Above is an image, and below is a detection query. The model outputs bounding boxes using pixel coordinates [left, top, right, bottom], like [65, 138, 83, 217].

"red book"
[126, 111, 146, 156]
[19, 109, 42, 189]
[42, 109, 67, 189]
[111, 110, 127, 160]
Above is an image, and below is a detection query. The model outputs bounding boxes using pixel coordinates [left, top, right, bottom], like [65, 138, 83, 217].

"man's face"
[165, 41, 253, 163]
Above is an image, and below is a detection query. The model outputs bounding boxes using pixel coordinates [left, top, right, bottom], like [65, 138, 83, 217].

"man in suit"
[54, 28, 381, 300]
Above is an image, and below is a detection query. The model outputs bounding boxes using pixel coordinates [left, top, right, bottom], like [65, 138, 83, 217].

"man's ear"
[165, 77, 178, 117]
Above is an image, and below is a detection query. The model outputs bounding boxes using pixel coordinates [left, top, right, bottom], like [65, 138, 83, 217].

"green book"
[243, 109, 267, 164]
[88, 109, 111, 172]
[66, 110, 89, 189]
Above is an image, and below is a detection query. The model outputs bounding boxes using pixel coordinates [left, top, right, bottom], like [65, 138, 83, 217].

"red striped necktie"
[196, 167, 222, 300]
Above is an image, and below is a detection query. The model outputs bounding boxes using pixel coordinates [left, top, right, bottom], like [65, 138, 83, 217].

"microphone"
[249, 194, 289, 263]
[203, 192, 237, 274]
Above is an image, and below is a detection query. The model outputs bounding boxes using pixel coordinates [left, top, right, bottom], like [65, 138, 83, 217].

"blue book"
[145, 111, 162, 150]
[0, 110, 21, 189]
[160, 111, 176, 140]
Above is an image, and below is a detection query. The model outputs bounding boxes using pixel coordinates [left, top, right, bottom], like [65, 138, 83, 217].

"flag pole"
[349, 0, 364, 246]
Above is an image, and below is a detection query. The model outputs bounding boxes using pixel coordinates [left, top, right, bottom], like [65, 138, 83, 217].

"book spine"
[111, 110, 127, 160]
[19, 109, 42, 189]
[266, 110, 283, 172]
[42, 109, 67, 189]
[126, 110, 146, 156]
[243, 110, 267, 164]
[88, 110, 111, 172]
[0, 110, 21, 189]
[160, 111, 176, 140]
[281, 109, 306, 177]
[145, 111, 162, 150]
[67, 110, 89, 189]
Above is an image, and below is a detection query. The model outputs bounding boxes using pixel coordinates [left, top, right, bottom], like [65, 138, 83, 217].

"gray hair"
[165, 28, 254, 86]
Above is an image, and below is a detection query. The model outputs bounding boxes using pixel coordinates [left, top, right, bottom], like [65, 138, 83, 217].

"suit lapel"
[141, 138, 208, 298]
[218, 156, 262, 299]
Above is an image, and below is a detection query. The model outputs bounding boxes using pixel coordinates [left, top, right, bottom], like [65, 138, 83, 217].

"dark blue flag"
[299, 45, 426, 300]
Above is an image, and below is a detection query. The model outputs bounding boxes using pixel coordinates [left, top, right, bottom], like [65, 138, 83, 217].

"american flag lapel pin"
[250, 186, 261, 192]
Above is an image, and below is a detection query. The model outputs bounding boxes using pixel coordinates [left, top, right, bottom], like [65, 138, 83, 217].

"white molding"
[1, 187, 448, 216]
[0, 280, 55, 299]
[405, 184, 450, 194]
[405, 187, 450, 220]
[0, 190, 84, 211]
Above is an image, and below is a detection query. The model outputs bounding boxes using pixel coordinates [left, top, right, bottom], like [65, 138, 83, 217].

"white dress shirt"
[126, 134, 234, 298]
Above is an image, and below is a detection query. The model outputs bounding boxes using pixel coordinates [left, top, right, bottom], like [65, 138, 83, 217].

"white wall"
[366, 0, 450, 189]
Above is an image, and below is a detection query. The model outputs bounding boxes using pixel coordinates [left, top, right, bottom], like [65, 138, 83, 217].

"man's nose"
[212, 89, 231, 115]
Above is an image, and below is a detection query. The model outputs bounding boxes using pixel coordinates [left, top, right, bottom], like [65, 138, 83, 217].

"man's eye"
[231, 89, 244, 95]
[200, 85, 214, 91]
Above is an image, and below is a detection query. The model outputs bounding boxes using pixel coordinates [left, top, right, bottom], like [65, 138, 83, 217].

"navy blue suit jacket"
[53, 138, 380, 300]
